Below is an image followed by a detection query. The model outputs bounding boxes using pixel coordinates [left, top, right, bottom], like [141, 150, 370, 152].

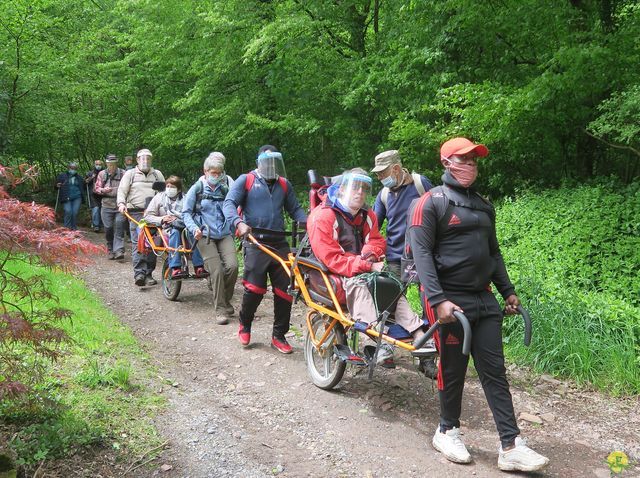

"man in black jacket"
[407, 137, 548, 472]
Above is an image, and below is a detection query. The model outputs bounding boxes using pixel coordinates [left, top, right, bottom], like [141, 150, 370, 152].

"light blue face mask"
[381, 175, 396, 188]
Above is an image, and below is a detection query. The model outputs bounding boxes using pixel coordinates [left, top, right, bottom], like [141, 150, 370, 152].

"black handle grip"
[413, 311, 472, 356]
[453, 311, 472, 356]
[413, 321, 440, 349]
[517, 305, 532, 346]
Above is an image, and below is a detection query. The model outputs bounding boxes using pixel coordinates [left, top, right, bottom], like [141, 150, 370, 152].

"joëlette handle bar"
[412, 311, 472, 356]
[245, 233, 291, 278]
[122, 210, 195, 254]
[517, 305, 532, 346]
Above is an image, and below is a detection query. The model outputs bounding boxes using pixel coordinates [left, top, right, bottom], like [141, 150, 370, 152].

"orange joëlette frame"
[123, 211, 193, 254]
[245, 233, 418, 353]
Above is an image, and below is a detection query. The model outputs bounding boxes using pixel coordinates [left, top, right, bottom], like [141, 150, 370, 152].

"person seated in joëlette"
[307, 167, 430, 366]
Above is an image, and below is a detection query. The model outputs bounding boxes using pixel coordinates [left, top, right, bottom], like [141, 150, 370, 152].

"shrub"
[0, 163, 103, 401]
[497, 180, 640, 394]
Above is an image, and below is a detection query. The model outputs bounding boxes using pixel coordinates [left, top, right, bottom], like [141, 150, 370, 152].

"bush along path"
[81, 231, 639, 478]
[0, 258, 164, 477]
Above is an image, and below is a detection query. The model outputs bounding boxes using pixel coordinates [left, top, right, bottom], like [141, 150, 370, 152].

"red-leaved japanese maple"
[0, 163, 105, 401]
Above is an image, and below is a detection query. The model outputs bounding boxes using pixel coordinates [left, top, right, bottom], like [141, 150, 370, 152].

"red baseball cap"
[440, 137, 489, 159]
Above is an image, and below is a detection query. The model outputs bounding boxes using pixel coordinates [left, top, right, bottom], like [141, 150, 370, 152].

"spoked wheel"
[162, 254, 186, 301]
[304, 311, 347, 390]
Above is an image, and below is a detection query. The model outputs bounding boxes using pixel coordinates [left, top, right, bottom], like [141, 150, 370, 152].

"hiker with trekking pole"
[55, 161, 86, 230]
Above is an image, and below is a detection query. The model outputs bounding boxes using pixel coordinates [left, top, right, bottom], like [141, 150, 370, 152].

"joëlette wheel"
[162, 256, 182, 301]
[304, 311, 346, 390]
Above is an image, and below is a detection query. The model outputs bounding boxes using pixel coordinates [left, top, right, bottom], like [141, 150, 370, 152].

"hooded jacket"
[307, 182, 386, 278]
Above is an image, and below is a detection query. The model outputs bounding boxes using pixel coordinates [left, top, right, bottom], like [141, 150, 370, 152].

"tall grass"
[407, 180, 640, 395]
[498, 182, 640, 394]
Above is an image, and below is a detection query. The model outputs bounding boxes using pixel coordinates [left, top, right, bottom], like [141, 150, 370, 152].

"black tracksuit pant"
[239, 241, 293, 339]
[423, 288, 520, 448]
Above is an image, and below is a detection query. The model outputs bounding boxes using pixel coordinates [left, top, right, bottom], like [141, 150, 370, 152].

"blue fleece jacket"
[373, 174, 432, 262]
[223, 171, 307, 232]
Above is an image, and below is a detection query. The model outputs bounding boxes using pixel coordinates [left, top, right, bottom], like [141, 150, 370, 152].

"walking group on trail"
[56, 138, 550, 473]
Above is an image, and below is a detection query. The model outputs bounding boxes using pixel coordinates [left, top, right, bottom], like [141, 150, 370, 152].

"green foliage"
[2, 0, 639, 195]
[7, 412, 103, 466]
[497, 181, 640, 394]
[0, 259, 163, 467]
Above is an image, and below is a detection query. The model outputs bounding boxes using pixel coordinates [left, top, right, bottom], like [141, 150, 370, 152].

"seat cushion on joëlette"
[306, 268, 346, 305]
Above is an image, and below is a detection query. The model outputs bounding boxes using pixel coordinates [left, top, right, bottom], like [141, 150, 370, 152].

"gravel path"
[81, 233, 639, 477]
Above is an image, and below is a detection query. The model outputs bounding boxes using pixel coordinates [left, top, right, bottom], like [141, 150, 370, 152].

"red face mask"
[443, 159, 478, 188]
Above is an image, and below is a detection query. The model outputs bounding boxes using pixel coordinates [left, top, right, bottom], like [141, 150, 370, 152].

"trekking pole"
[54, 187, 60, 214]
[85, 182, 91, 209]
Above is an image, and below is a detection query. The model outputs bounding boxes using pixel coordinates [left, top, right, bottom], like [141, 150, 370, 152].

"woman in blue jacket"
[183, 152, 238, 325]
[55, 161, 86, 230]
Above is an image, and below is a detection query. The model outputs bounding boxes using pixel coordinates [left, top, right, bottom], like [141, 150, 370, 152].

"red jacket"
[308, 204, 386, 278]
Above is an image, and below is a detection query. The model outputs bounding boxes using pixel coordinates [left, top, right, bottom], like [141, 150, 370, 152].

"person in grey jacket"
[144, 175, 208, 280]
[94, 154, 126, 259]
[183, 153, 238, 325]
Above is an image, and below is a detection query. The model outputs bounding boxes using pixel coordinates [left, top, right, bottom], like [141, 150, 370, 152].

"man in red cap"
[406, 137, 549, 471]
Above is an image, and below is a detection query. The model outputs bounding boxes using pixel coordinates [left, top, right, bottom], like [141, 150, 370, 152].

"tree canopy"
[1, 0, 639, 193]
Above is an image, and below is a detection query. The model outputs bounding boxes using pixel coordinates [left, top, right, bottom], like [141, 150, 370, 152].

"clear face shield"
[256, 152, 286, 180]
[137, 154, 152, 172]
[337, 173, 372, 212]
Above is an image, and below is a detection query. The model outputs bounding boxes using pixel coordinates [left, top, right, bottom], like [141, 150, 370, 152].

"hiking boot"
[171, 267, 187, 279]
[93, 226, 100, 232]
[223, 306, 235, 316]
[194, 266, 210, 279]
[498, 437, 549, 472]
[134, 275, 146, 287]
[418, 356, 438, 379]
[376, 343, 395, 365]
[432, 426, 472, 464]
[216, 315, 230, 325]
[238, 325, 251, 346]
[113, 251, 124, 260]
[271, 336, 293, 354]
[145, 275, 157, 286]
[107, 252, 116, 260]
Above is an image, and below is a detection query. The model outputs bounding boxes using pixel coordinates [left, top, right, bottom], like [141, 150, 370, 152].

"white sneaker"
[498, 436, 549, 471]
[376, 343, 395, 364]
[432, 426, 472, 463]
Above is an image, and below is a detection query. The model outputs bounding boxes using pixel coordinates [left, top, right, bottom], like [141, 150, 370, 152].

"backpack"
[190, 176, 233, 215]
[400, 185, 494, 283]
[237, 172, 288, 215]
[380, 172, 426, 208]
[243, 171, 288, 194]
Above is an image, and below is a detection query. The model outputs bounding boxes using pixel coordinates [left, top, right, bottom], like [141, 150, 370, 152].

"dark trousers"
[239, 242, 292, 339]
[422, 289, 520, 448]
[128, 210, 157, 279]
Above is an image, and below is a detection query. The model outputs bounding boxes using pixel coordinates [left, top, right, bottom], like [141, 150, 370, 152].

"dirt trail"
[81, 232, 639, 478]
